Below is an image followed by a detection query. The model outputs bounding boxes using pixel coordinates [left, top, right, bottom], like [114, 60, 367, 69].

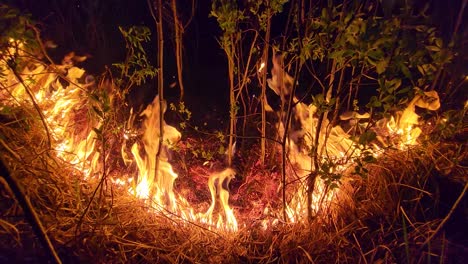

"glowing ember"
[258, 62, 265, 72]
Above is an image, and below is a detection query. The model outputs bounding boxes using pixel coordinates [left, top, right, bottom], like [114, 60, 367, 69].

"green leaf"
[321, 8, 328, 20]
[382, 95, 394, 103]
[367, 96, 381, 108]
[400, 63, 412, 79]
[358, 131, 377, 145]
[329, 50, 344, 59]
[218, 145, 225, 155]
[417, 65, 425, 75]
[376, 59, 388, 74]
[396, 86, 411, 95]
[368, 49, 383, 61]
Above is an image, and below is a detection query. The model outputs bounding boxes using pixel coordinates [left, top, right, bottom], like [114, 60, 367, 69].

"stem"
[147, 0, 165, 188]
[261, 10, 271, 164]
[157, 0, 165, 184]
[323, 66, 345, 149]
[228, 40, 236, 167]
[234, 31, 259, 153]
[172, 0, 185, 101]
[347, 66, 356, 110]
[281, 59, 301, 222]
[421, 181, 468, 248]
[451, 0, 467, 43]
[0, 158, 62, 264]
[10, 68, 52, 150]
[308, 59, 336, 222]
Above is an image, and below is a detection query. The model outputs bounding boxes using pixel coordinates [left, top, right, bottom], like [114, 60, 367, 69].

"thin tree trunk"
[307, 59, 336, 222]
[171, 0, 185, 101]
[281, 61, 300, 222]
[261, 11, 271, 164]
[10, 69, 51, 150]
[156, 0, 164, 179]
[147, 0, 164, 185]
[227, 40, 235, 167]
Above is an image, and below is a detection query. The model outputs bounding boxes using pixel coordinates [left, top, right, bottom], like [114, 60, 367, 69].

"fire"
[266, 56, 440, 223]
[124, 95, 238, 231]
[387, 90, 440, 147]
[1, 43, 239, 231]
[1, 41, 438, 231]
[205, 168, 238, 230]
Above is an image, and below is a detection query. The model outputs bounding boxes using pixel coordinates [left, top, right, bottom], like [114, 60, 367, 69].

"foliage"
[318, 158, 342, 189]
[311, 93, 336, 114]
[211, 0, 289, 166]
[89, 88, 113, 141]
[432, 103, 468, 141]
[246, 0, 288, 31]
[210, 0, 245, 36]
[210, 1, 460, 221]
[112, 26, 157, 94]
[280, 3, 455, 186]
[0, 1, 466, 263]
[0, 4, 38, 80]
[295, 4, 453, 114]
[170, 101, 192, 130]
[352, 131, 378, 178]
[169, 101, 229, 163]
[0, 4, 36, 50]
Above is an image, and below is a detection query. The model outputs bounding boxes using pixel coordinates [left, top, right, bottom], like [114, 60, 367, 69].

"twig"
[420, 181, 468, 248]
[0, 138, 21, 161]
[10, 68, 52, 149]
[281, 58, 301, 222]
[0, 158, 62, 264]
[352, 232, 368, 264]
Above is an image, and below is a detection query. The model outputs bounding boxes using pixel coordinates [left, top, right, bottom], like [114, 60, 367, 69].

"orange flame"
[1, 41, 438, 231]
[2, 45, 238, 231]
[266, 56, 440, 223]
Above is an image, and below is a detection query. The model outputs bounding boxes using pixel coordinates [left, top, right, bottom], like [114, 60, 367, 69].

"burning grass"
[0, 40, 467, 263]
[1, 99, 466, 263]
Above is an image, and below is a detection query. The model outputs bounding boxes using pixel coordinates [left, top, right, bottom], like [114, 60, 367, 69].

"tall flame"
[266, 56, 440, 223]
[121, 95, 238, 231]
[1, 41, 439, 231]
[1, 44, 238, 231]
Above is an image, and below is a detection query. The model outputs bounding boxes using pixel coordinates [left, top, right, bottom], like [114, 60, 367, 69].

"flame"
[281, 100, 353, 222]
[1, 41, 438, 231]
[281, 90, 439, 221]
[1, 43, 99, 176]
[205, 168, 238, 230]
[266, 57, 440, 223]
[125, 96, 238, 231]
[387, 90, 440, 147]
[1, 43, 238, 231]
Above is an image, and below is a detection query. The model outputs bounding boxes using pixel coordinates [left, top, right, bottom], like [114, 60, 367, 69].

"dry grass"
[0, 98, 467, 263]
